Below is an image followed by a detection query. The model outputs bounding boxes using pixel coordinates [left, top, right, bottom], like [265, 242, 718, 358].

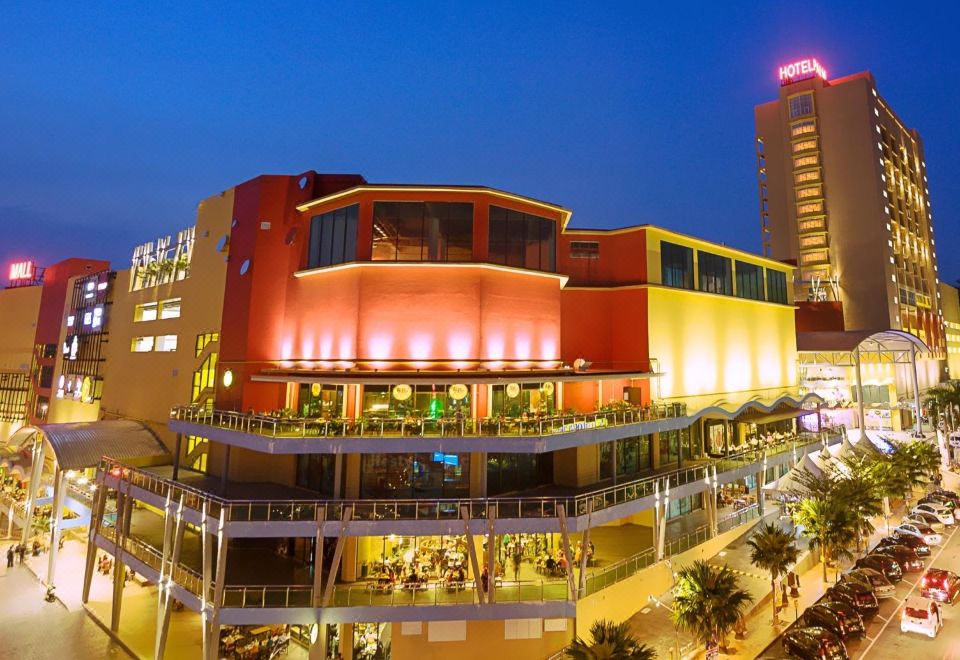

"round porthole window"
[231, 218, 239, 229]
[298, 175, 309, 190]
[285, 228, 298, 246]
[239, 259, 251, 275]
[216, 235, 229, 253]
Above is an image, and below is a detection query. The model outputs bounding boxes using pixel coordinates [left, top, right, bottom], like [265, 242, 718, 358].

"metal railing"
[170, 402, 688, 440]
[98, 431, 836, 528]
[98, 526, 205, 597]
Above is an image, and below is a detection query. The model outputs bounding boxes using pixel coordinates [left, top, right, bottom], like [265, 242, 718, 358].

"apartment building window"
[792, 139, 818, 153]
[793, 154, 819, 169]
[788, 93, 814, 118]
[308, 204, 359, 268]
[794, 170, 820, 185]
[735, 261, 764, 301]
[569, 241, 600, 259]
[159, 298, 181, 319]
[488, 206, 556, 272]
[796, 186, 822, 200]
[660, 241, 694, 289]
[790, 120, 816, 137]
[766, 270, 788, 304]
[698, 251, 732, 295]
[799, 235, 827, 250]
[797, 201, 824, 216]
[38, 365, 54, 389]
[131, 336, 154, 352]
[373, 202, 473, 262]
[800, 250, 829, 266]
[134, 302, 158, 322]
[155, 335, 178, 352]
[798, 217, 826, 233]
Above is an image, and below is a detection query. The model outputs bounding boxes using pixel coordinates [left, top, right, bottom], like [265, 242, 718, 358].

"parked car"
[894, 522, 942, 546]
[920, 494, 956, 511]
[912, 503, 955, 526]
[905, 512, 945, 532]
[881, 533, 930, 557]
[932, 488, 960, 504]
[824, 581, 880, 618]
[854, 553, 903, 583]
[782, 627, 848, 660]
[803, 601, 865, 640]
[842, 568, 896, 599]
[901, 596, 944, 638]
[921, 568, 960, 603]
[873, 544, 924, 573]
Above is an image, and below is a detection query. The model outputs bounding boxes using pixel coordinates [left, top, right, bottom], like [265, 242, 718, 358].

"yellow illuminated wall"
[941, 283, 960, 379]
[0, 285, 42, 444]
[647, 287, 799, 409]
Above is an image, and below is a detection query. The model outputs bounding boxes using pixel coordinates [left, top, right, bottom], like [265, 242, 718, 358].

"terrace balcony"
[168, 402, 692, 455]
[97, 428, 836, 538]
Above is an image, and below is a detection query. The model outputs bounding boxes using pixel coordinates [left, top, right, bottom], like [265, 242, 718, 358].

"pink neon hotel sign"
[779, 58, 828, 86]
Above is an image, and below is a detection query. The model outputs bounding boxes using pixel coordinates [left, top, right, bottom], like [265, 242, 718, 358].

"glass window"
[792, 139, 818, 153]
[372, 202, 473, 262]
[788, 93, 814, 119]
[155, 335, 178, 352]
[797, 201, 823, 215]
[487, 206, 556, 272]
[486, 452, 552, 496]
[307, 204, 359, 268]
[793, 154, 819, 168]
[660, 241, 694, 289]
[660, 430, 680, 466]
[131, 336, 154, 352]
[159, 298, 181, 319]
[616, 435, 651, 478]
[790, 119, 816, 137]
[735, 261, 764, 301]
[794, 169, 820, 185]
[361, 384, 470, 418]
[296, 454, 336, 498]
[698, 251, 732, 295]
[361, 453, 469, 499]
[299, 384, 344, 418]
[134, 302, 158, 322]
[491, 383, 556, 417]
[766, 269, 788, 304]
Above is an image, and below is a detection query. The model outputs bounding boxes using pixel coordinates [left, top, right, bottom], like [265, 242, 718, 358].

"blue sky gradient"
[1, 2, 957, 282]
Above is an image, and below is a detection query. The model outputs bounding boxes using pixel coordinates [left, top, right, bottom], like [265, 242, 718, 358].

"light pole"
[648, 593, 682, 660]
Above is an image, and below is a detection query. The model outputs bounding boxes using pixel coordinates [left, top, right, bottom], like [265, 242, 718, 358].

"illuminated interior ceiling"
[797, 329, 931, 366]
[251, 367, 660, 386]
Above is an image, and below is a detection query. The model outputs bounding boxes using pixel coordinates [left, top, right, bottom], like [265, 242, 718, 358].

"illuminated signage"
[9, 261, 35, 281]
[779, 58, 828, 86]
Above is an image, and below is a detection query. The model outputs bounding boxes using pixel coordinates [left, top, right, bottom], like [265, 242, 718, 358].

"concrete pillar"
[82, 483, 107, 604]
[45, 466, 65, 587]
[910, 344, 922, 435]
[651, 432, 661, 470]
[172, 433, 182, 481]
[854, 348, 866, 431]
[21, 437, 45, 546]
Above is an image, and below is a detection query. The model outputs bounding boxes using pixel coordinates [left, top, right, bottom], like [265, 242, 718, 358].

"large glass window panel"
[735, 261, 764, 301]
[487, 206, 556, 272]
[698, 251, 732, 295]
[661, 241, 694, 289]
[307, 204, 360, 269]
[766, 269, 788, 304]
[372, 202, 473, 262]
[296, 454, 336, 497]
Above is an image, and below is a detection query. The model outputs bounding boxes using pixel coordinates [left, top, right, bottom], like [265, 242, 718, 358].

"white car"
[913, 503, 955, 526]
[895, 522, 942, 546]
[901, 596, 943, 638]
[905, 513, 945, 532]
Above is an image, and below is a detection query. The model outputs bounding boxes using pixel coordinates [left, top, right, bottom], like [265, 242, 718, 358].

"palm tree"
[791, 496, 855, 582]
[672, 560, 752, 652]
[747, 523, 799, 625]
[834, 456, 883, 553]
[924, 381, 960, 431]
[565, 620, 655, 659]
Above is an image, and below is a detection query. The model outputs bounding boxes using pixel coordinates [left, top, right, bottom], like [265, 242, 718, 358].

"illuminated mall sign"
[7, 260, 42, 287]
[779, 58, 828, 86]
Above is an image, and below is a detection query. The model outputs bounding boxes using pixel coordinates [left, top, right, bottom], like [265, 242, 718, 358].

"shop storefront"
[362, 384, 470, 419]
[490, 382, 556, 417]
[360, 453, 469, 499]
[354, 622, 391, 660]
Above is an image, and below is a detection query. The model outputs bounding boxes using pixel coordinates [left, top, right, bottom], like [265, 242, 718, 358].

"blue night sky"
[1, 2, 958, 283]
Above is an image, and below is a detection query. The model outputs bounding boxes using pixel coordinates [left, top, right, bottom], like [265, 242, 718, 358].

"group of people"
[534, 540, 595, 577]
[5, 541, 42, 567]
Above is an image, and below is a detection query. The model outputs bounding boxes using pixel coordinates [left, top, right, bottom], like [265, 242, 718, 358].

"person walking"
[6, 545, 13, 568]
[17, 544, 26, 564]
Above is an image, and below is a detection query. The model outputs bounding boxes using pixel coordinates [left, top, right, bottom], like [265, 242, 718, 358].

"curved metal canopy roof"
[3, 421, 170, 471]
[796, 329, 930, 353]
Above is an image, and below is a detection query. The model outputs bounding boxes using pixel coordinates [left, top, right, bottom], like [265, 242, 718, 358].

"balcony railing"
[98, 431, 834, 528]
[170, 402, 688, 440]
[98, 526, 205, 598]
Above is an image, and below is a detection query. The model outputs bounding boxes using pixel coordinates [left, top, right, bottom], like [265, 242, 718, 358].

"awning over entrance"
[36, 420, 170, 471]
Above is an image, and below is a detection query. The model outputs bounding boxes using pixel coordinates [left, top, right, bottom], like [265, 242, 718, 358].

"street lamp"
[648, 594, 681, 660]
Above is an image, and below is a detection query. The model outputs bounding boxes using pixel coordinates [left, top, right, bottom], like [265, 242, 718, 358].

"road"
[759, 517, 960, 659]
[0, 563, 131, 659]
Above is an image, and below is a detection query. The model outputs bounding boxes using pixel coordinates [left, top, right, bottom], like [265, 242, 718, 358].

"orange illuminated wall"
[557, 228, 648, 286]
[284, 264, 563, 367]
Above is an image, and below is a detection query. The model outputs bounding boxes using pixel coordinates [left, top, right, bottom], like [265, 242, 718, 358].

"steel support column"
[321, 506, 352, 607]
[853, 348, 866, 431]
[557, 504, 576, 602]
[910, 344, 922, 436]
[460, 506, 485, 604]
[45, 466, 65, 588]
[486, 505, 497, 603]
[82, 482, 107, 604]
[20, 437, 45, 546]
